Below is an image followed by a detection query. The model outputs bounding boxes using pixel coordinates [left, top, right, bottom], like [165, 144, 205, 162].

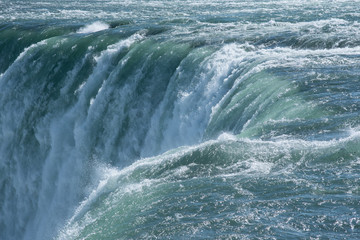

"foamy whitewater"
[0, 0, 359, 239]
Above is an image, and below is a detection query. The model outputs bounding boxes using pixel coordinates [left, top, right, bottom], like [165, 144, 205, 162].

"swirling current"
[0, 0, 360, 239]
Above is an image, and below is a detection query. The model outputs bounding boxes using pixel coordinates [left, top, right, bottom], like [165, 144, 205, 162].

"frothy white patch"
[217, 132, 237, 141]
[77, 21, 109, 34]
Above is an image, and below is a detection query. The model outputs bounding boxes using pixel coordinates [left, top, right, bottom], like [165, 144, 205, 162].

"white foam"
[77, 21, 109, 34]
[217, 132, 238, 141]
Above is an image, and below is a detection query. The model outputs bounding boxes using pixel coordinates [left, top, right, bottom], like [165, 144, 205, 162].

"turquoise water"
[0, 1, 360, 239]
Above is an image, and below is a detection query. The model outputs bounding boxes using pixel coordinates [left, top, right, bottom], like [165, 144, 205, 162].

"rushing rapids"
[0, 1, 360, 239]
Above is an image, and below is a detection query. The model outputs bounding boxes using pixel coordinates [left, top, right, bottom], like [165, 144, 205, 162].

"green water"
[0, 1, 359, 239]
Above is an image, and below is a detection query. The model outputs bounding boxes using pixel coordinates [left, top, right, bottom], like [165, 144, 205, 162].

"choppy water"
[1, 0, 360, 239]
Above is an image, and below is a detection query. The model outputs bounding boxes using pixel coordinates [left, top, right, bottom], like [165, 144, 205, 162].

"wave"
[77, 22, 110, 34]
[57, 131, 360, 239]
